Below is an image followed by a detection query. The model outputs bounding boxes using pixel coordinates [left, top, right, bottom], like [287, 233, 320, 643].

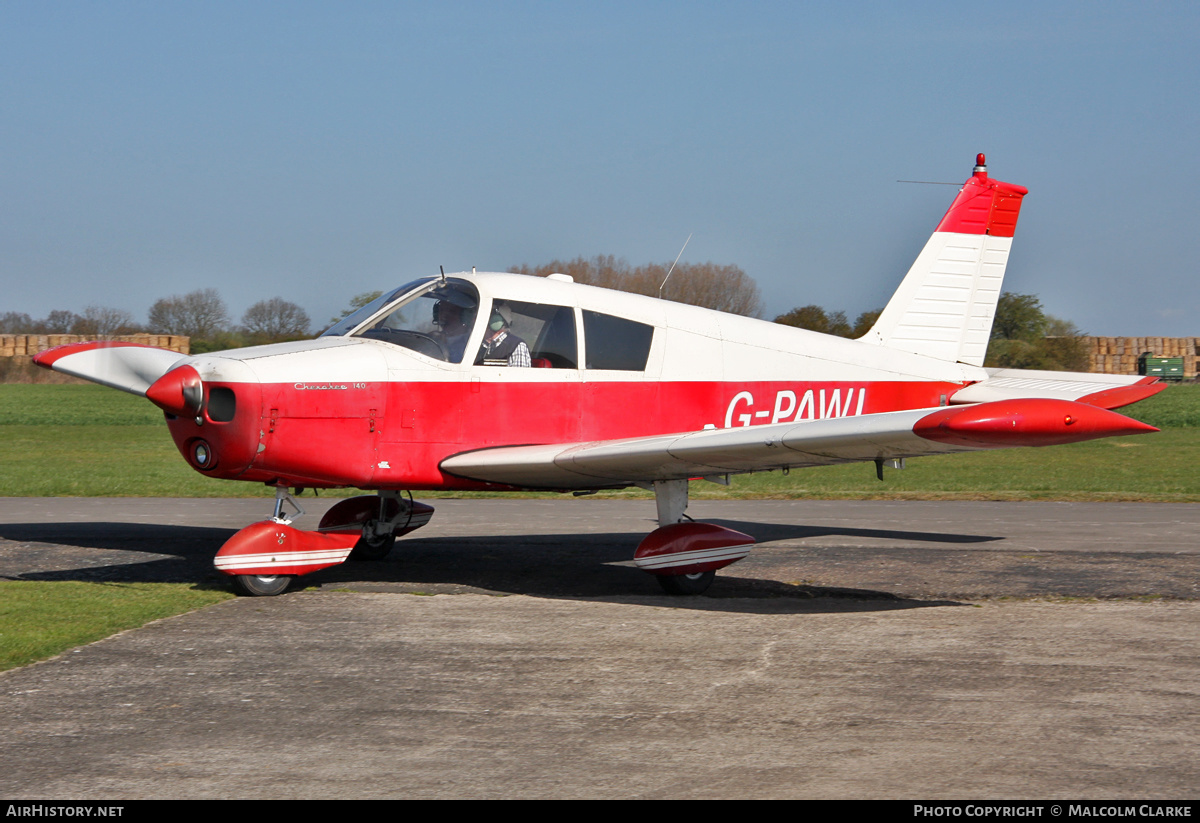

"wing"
[441, 397, 1158, 489]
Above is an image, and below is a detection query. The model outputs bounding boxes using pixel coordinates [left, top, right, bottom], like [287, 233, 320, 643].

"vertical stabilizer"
[860, 154, 1028, 366]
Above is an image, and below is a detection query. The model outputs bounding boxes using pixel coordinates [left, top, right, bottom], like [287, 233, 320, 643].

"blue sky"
[3, 1, 1198, 336]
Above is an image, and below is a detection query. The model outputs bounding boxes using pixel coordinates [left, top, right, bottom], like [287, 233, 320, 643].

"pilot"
[476, 306, 531, 367]
[433, 300, 474, 362]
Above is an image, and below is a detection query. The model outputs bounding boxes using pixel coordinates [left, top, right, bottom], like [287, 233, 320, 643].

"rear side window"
[481, 301, 578, 368]
[582, 310, 654, 371]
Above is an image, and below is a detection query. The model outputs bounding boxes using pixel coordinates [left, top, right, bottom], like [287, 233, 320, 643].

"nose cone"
[146, 365, 204, 417]
[158, 362, 264, 480]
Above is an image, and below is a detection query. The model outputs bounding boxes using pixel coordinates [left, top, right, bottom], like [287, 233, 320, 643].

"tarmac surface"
[1, 497, 1199, 799]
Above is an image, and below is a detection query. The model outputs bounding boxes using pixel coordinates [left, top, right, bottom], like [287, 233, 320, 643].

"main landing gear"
[214, 487, 435, 596]
[633, 479, 754, 596]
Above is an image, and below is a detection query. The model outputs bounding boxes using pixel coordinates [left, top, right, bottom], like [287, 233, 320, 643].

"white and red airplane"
[36, 154, 1162, 596]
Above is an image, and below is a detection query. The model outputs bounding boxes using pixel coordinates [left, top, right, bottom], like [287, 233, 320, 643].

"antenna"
[439, 265, 446, 283]
[658, 233, 693, 299]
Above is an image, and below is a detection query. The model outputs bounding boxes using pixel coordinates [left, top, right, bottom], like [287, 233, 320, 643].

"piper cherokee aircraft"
[35, 154, 1162, 596]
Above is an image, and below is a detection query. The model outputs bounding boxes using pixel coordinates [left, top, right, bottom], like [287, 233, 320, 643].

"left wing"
[441, 398, 1157, 489]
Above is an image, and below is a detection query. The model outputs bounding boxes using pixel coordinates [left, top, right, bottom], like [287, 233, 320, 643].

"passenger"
[476, 307, 531, 367]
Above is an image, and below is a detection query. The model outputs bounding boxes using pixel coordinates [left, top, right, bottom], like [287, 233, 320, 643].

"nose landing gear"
[214, 487, 436, 596]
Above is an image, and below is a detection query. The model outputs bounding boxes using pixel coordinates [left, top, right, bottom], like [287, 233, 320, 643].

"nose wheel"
[656, 570, 715, 596]
[233, 574, 292, 597]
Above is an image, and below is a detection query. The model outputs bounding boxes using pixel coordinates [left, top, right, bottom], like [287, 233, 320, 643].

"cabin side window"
[476, 300, 578, 368]
[582, 310, 654, 371]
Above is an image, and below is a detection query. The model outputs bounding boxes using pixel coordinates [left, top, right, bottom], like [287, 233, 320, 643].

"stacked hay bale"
[1087, 337, 1199, 378]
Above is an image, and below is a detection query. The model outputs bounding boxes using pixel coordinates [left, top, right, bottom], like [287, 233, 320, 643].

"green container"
[1138, 354, 1185, 381]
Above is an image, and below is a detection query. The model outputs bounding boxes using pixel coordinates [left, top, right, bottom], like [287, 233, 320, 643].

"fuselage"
[166, 272, 984, 490]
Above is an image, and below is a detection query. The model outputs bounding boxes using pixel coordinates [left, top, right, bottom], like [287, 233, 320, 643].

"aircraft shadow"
[707, 518, 1004, 545]
[0, 521, 968, 614]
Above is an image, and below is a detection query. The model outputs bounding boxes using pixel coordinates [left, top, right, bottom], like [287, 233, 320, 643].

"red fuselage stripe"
[166, 378, 966, 490]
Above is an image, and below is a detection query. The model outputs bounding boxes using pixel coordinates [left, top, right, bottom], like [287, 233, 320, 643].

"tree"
[242, 298, 311, 343]
[330, 291, 383, 325]
[40, 310, 80, 333]
[148, 288, 230, 341]
[0, 312, 35, 334]
[774, 305, 830, 333]
[71, 305, 139, 337]
[509, 256, 763, 317]
[991, 292, 1047, 342]
[1040, 316, 1091, 372]
[773, 305, 878, 338]
[851, 309, 882, 338]
[985, 292, 1089, 371]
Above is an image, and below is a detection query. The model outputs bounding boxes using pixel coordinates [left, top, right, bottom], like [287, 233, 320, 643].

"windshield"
[321, 278, 436, 337]
[328, 278, 481, 363]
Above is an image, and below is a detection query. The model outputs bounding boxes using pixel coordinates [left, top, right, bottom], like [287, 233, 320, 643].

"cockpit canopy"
[322, 274, 654, 371]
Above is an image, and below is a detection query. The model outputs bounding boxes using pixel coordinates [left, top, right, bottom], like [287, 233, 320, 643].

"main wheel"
[656, 570, 715, 596]
[233, 574, 292, 597]
[348, 522, 396, 561]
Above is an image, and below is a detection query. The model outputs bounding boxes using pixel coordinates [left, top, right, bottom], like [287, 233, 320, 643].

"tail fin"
[859, 154, 1028, 366]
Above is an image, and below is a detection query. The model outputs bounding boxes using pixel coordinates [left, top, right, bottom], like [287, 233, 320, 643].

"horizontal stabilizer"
[950, 369, 1164, 410]
[33, 342, 190, 396]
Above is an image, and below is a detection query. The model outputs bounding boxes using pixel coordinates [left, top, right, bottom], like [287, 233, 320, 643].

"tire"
[233, 574, 292, 597]
[656, 570, 715, 596]
[348, 524, 396, 561]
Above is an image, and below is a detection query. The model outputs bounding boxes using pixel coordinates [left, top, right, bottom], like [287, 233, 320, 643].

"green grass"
[1, 382, 1198, 500]
[0, 581, 233, 672]
[0, 383, 166, 426]
[0, 424, 277, 497]
[1121, 383, 1200, 428]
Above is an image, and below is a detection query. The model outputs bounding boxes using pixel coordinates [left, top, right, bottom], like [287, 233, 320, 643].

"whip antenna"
[658, 233, 693, 299]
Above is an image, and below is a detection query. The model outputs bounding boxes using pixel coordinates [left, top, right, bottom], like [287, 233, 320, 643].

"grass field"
[0, 582, 233, 672]
[1, 382, 1198, 500]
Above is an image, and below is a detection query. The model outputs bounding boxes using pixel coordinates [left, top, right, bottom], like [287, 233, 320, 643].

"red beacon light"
[973, 153, 988, 178]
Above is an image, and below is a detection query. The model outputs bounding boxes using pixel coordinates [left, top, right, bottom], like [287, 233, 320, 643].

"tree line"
[509, 255, 764, 317]
[0, 290, 312, 352]
[772, 292, 1089, 371]
[511, 257, 1087, 371]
